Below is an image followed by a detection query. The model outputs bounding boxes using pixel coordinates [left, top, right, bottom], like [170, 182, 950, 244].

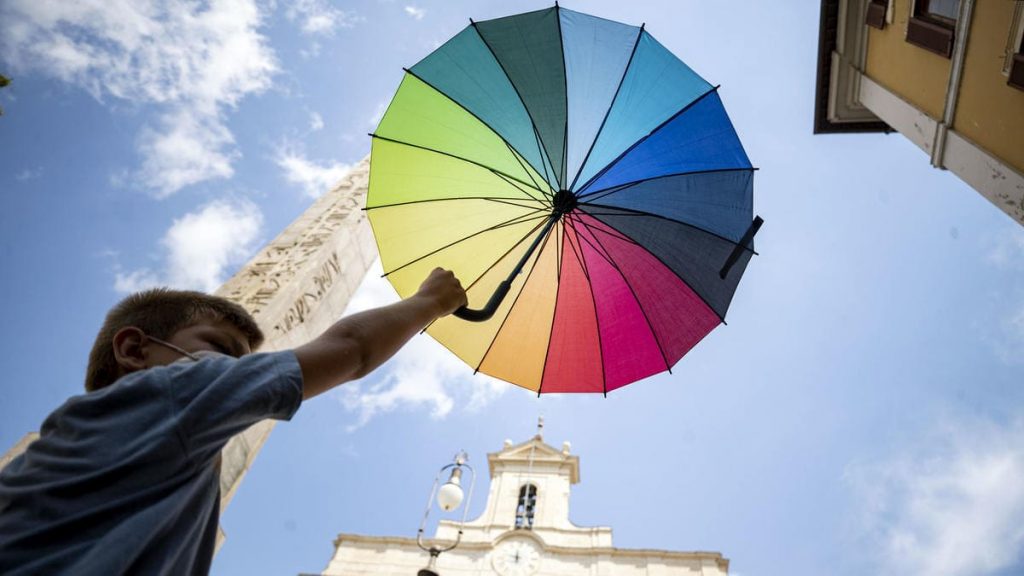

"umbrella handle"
[453, 281, 512, 322]
[452, 211, 561, 323]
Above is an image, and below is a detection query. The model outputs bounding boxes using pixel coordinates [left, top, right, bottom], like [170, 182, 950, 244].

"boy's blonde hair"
[85, 288, 264, 392]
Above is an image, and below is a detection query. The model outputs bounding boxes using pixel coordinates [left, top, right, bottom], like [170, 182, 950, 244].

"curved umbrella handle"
[453, 280, 512, 322]
[452, 211, 561, 323]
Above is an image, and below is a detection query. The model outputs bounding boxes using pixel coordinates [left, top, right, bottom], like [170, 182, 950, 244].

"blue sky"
[1, 1, 1023, 575]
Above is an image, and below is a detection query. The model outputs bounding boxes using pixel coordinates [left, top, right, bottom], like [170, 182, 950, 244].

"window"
[921, 0, 960, 23]
[1007, 2, 1024, 91]
[866, 0, 889, 30]
[906, 0, 960, 58]
[1011, 35, 1024, 91]
[514, 484, 537, 530]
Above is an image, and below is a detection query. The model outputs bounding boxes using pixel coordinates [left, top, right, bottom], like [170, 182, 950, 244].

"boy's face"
[144, 318, 253, 368]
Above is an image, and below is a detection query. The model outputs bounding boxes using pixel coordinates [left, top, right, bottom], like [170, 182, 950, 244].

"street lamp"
[416, 451, 476, 576]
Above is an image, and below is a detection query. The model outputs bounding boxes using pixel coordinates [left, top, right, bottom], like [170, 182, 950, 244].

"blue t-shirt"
[0, 350, 303, 575]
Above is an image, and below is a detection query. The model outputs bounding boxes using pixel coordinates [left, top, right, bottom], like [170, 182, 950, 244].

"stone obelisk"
[212, 157, 376, 547]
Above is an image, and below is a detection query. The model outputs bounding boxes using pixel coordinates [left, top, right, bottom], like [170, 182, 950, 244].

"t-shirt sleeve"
[168, 350, 303, 462]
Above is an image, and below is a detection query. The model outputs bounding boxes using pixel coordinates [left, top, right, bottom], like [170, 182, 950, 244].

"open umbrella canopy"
[367, 5, 760, 394]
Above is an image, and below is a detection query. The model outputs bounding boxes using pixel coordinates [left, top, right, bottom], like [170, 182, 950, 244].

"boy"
[0, 268, 467, 575]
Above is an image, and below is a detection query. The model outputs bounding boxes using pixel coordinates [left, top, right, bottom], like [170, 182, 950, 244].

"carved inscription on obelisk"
[213, 158, 376, 546]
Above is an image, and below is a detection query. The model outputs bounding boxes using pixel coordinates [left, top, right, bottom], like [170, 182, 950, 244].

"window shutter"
[866, 2, 887, 30]
[906, 16, 955, 58]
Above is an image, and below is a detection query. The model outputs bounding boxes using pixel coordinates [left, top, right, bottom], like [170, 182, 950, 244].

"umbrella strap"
[454, 212, 560, 322]
[719, 215, 764, 280]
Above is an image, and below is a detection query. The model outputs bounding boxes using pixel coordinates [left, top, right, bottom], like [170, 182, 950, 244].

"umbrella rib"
[568, 213, 672, 374]
[470, 20, 561, 189]
[571, 212, 727, 325]
[576, 85, 720, 194]
[569, 212, 641, 247]
[402, 67, 555, 197]
[578, 203, 758, 256]
[567, 24, 645, 192]
[366, 196, 547, 211]
[370, 134, 548, 203]
[381, 209, 550, 278]
[491, 170, 553, 208]
[555, 220, 562, 281]
[532, 123, 554, 191]
[418, 216, 550, 335]
[563, 217, 607, 396]
[563, 218, 589, 282]
[536, 220, 562, 397]
[504, 140, 548, 197]
[576, 167, 756, 202]
[473, 224, 555, 378]
[555, 1, 568, 187]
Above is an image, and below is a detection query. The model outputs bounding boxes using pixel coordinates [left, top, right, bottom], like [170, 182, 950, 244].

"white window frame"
[1004, 2, 1024, 76]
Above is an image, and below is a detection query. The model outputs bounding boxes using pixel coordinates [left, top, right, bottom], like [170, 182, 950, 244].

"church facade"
[317, 433, 728, 575]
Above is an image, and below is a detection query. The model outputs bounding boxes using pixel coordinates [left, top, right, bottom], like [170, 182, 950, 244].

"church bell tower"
[318, 422, 728, 575]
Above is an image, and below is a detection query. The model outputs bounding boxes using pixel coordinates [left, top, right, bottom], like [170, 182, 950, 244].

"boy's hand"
[415, 267, 468, 317]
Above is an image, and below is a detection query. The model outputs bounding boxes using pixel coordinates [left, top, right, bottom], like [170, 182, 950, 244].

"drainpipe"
[931, 0, 975, 168]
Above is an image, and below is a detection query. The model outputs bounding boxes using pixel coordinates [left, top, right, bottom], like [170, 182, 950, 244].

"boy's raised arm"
[293, 268, 467, 400]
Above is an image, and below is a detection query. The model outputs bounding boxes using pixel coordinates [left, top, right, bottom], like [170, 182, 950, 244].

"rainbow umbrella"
[367, 5, 762, 394]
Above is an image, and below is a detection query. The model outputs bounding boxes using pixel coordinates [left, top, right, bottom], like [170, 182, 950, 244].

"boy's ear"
[112, 326, 148, 374]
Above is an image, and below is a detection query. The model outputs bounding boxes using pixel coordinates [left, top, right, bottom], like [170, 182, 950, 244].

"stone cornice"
[330, 533, 729, 571]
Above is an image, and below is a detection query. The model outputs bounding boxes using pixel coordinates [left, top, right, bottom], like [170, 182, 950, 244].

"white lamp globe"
[436, 479, 464, 512]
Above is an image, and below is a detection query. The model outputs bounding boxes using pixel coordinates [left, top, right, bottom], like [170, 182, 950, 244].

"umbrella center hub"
[553, 189, 578, 215]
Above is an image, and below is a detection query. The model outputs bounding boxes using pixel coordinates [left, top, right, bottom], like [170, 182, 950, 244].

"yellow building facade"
[816, 0, 1024, 224]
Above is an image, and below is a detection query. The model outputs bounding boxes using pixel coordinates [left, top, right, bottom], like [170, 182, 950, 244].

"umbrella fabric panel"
[571, 31, 711, 192]
[477, 227, 560, 392]
[474, 7, 568, 187]
[373, 74, 551, 203]
[571, 214, 721, 367]
[582, 169, 754, 244]
[570, 217, 667, 391]
[559, 7, 640, 190]
[540, 224, 604, 393]
[369, 199, 547, 289]
[580, 206, 754, 320]
[579, 90, 751, 195]
[367, 137, 547, 211]
[409, 26, 559, 191]
[424, 222, 550, 370]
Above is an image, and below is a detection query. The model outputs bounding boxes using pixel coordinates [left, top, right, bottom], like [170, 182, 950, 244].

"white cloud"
[114, 199, 264, 293]
[299, 42, 322, 60]
[985, 227, 1024, 364]
[285, 0, 360, 35]
[0, 0, 277, 196]
[992, 299, 1024, 365]
[137, 109, 237, 198]
[113, 268, 161, 294]
[988, 227, 1024, 271]
[335, 260, 507, 431]
[844, 418, 1024, 576]
[14, 166, 42, 181]
[368, 99, 389, 129]
[274, 144, 354, 198]
[404, 5, 426, 20]
[309, 111, 324, 132]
